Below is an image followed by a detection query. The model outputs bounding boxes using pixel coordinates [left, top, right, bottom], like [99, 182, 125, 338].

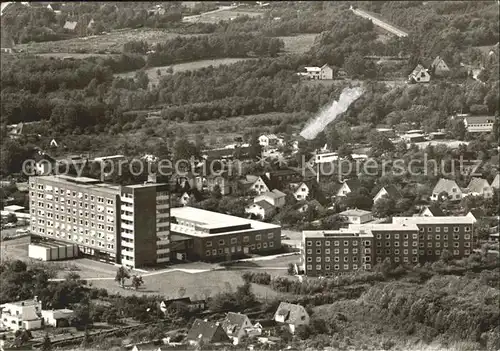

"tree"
[115, 266, 130, 288]
[131, 275, 144, 290]
[248, 130, 262, 160]
[40, 333, 52, 351]
[372, 196, 395, 218]
[6, 213, 17, 223]
[178, 287, 186, 298]
[440, 249, 452, 263]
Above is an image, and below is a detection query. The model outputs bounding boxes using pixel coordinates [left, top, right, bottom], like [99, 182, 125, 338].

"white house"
[339, 209, 373, 224]
[463, 116, 495, 133]
[41, 309, 74, 327]
[466, 177, 494, 198]
[417, 205, 445, 217]
[245, 176, 270, 195]
[273, 302, 310, 334]
[245, 200, 276, 220]
[221, 312, 254, 345]
[408, 64, 431, 83]
[259, 134, 284, 148]
[291, 182, 310, 201]
[299, 64, 333, 80]
[0, 298, 43, 331]
[491, 174, 499, 189]
[320, 64, 333, 79]
[335, 179, 361, 197]
[254, 189, 286, 208]
[431, 178, 463, 201]
[373, 185, 402, 204]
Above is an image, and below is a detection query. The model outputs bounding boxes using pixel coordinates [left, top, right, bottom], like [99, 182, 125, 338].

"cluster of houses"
[430, 175, 499, 202]
[131, 301, 310, 350]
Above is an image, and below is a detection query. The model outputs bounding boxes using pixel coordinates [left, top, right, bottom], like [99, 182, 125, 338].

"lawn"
[89, 270, 280, 300]
[278, 34, 318, 54]
[15, 28, 204, 54]
[114, 57, 256, 87]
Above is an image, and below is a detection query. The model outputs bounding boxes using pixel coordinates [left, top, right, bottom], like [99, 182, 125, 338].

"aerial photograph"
[0, 1, 499, 350]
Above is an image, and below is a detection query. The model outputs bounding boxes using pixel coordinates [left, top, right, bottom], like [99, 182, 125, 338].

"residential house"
[34, 152, 57, 176]
[47, 3, 62, 14]
[259, 134, 284, 148]
[221, 312, 254, 345]
[245, 200, 276, 220]
[431, 178, 463, 201]
[7, 123, 23, 138]
[41, 308, 73, 327]
[463, 116, 495, 133]
[429, 132, 446, 140]
[49, 139, 58, 148]
[466, 177, 494, 198]
[238, 175, 271, 195]
[63, 20, 78, 31]
[195, 173, 233, 195]
[295, 199, 325, 214]
[408, 64, 431, 83]
[491, 174, 499, 189]
[159, 298, 206, 314]
[254, 189, 286, 208]
[273, 302, 310, 334]
[373, 185, 403, 204]
[290, 180, 326, 204]
[131, 344, 164, 351]
[417, 205, 445, 217]
[0, 298, 43, 331]
[298, 64, 333, 80]
[186, 319, 230, 345]
[466, 209, 485, 223]
[264, 169, 304, 190]
[401, 133, 426, 143]
[339, 209, 373, 224]
[335, 178, 361, 197]
[179, 189, 203, 206]
[430, 56, 450, 76]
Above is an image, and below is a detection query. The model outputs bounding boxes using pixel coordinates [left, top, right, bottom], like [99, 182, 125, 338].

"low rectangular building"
[170, 207, 281, 261]
[0, 298, 43, 331]
[463, 116, 495, 133]
[28, 241, 78, 261]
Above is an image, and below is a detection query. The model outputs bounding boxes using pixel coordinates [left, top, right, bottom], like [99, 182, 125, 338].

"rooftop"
[349, 222, 419, 232]
[339, 209, 372, 217]
[125, 182, 168, 189]
[303, 230, 373, 239]
[171, 207, 280, 238]
[392, 216, 475, 225]
[3, 299, 40, 307]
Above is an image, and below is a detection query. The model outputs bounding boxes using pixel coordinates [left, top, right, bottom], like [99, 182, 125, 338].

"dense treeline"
[145, 34, 284, 67]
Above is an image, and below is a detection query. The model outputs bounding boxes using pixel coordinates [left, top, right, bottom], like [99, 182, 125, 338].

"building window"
[316, 265, 322, 270]
[206, 250, 211, 256]
[307, 249, 312, 254]
[385, 234, 390, 239]
[465, 226, 471, 232]
[307, 257, 312, 262]
[325, 249, 330, 254]
[394, 242, 400, 247]
[334, 257, 339, 262]
[343, 264, 349, 270]
[269, 241, 274, 247]
[344, 249, 348, 254]
[394, 257, 400, 263]
[413, 234, 418, 240]
[316, 241, 322, 246]
[257, 243, 261, 249]
[268, 233, 274, 239]
[353, 241, 358, 246]
[307, 265, 312, 271]
[316, 249, 321, 254]
[444, 227, 448, 232]
[325, 241, 330, 246]
[256, 235, 262, 241]
[316, 257, 321, 262]
[218, 239, 225, 246]
[325, 265, 330, 270]
[325, 257, 331, 262]
[334, 241, 339, 246]
[212, 249, 217, 255]
[394, 234, 399, 239]
[376, 234, 382, 239]
[454, 227, 459, 232]
[231, 238, 238, 244]
[464, 234, 471, 240]
[453, 249, 459, 255]
[307, 241, 312, 247]
[394, 249, 400, 255]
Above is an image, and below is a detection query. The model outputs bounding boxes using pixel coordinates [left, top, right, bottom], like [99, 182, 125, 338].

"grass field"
[183, 8, 263, 24]
[90, 270, 280, 300]
[15, 29, 205, 54]
[114, 57, 256, 87]
[278, 34, 318, 54]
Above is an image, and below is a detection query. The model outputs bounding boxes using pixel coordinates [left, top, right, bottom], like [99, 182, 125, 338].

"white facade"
[0, 299, 43, 332]
[41, 309, 74, 327]
[251, 177, 270, 195]
[292, 183, 309, 201]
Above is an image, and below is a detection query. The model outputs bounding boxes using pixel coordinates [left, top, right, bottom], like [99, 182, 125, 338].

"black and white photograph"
[0, 1, 499, 350]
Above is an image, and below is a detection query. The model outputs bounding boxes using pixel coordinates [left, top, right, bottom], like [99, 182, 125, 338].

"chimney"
[34, 296, 38, 302]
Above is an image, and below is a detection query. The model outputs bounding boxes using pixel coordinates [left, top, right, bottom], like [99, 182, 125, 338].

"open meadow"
[114, 57, 256, 87]
[15, 29, 205, 54]
[183, 8, 263, 24]
[277, 34, 317, 54]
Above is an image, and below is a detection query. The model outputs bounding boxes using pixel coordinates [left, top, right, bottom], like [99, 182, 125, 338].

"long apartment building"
[303, 216, 475, 277]
[29, 175, 170, 268]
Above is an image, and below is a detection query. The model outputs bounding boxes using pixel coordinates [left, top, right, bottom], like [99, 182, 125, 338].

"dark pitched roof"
[186, 319, 229, 343]
[381, 184, 403, 200]
[468, 208, 485, 219]
[344, 178, 361, 192]
[221, 312, 249, 337]
[420, 205, 444, 216]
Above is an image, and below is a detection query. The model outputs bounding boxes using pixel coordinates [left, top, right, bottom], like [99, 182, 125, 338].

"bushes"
[242, 272, 272, 285]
